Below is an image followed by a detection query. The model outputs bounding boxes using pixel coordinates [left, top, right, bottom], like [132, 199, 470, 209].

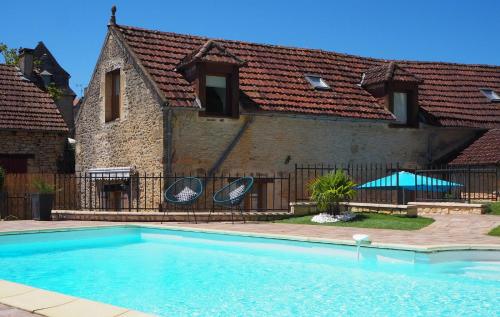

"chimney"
[18, 48, 34, 77]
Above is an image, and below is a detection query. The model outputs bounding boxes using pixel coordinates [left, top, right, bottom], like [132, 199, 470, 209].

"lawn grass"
[276, 212, 434, 230]
[488, 225, 500, 237]
[485, 202, 500, 215]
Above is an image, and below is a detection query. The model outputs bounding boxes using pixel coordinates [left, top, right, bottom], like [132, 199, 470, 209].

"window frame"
[204, 73, 230, 116]
[388, 84, 419, 128]
[480, 88, 500, 102]
[105, 69, 121, 122]
[305, 74, 330, 90]
[0, 154, 33, 173]
[392, 91, 409, 124]
[197, 63, 240, 119]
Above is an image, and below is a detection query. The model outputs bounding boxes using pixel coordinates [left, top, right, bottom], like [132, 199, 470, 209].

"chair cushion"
[175, 186, 197, 202]
[229, 185, 245, 203]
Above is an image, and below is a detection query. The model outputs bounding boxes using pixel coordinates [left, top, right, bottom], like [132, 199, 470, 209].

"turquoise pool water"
[0, 226, 498, 317]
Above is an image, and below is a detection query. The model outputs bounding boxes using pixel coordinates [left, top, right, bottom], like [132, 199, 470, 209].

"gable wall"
[75, 33, 164, 173]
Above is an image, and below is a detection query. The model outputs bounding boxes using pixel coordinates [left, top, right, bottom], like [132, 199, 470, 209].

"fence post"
[294, 164, 297, 203]
[396, 163, 400, 204]
[288, 173, 291, 211]
[414, 168, 418, 202]
[496, 165, 498, 202]
[467, 165, 471, 204]
[89, 174, 93, 211]
[136, 174, 140, 212]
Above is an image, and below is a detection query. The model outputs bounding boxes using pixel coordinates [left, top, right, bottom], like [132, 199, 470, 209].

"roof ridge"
[385, 62, 396, 81]
[116, 24, 500, 69]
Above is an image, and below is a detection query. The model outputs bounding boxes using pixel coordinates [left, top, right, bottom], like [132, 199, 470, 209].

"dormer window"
[480, 89, 500, 102]
[206, 75, 228, 115]
[392, 92, 408, 124]
[176, 40, 246, 119]
[305, 75, 330, 90]
[362, 63, 422, 128]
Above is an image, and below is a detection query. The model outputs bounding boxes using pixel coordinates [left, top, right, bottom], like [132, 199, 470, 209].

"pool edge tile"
[136, 223, 500, 252]
[35, 298, 129, 317]
[117, 310, 159, 317]
[1, 222, 499, 253]
[0, 289, 76, 312]
[0, 281, 156, 317]
[0, 280, 36, 299]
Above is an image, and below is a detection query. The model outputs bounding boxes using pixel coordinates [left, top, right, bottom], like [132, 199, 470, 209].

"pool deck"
[164, 214, 500, 250]
[0, 214, 498, 250]
[0, 214, 498, 316]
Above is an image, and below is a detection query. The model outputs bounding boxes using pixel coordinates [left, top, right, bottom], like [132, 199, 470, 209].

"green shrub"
[0, 166, 4, 190]
[308, 170, 357, 214]
[485, 202, 500, 215]
[32, 179, 56, 194]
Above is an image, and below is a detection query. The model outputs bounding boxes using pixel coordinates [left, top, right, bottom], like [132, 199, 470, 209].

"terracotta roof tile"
[362, 62, 422, 86]
[177, 40, 246, 70]
[450, 129, 500, 165]
[0, 64, 68, 132]
[115, 25, 500, 128]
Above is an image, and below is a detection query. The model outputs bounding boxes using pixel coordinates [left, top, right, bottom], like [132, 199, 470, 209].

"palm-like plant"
[32, 179, 56, 194]
[308, 170, 357, 215]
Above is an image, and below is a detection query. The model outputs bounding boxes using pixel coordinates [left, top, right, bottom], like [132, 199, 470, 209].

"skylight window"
[480, 88, 500, 102]
[305, 75, 330, 90]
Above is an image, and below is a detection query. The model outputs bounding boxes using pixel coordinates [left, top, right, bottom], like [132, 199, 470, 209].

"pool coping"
[0, 280, 154, 317]
[0, 223, 499, 316]
[0, 223, 499, 253]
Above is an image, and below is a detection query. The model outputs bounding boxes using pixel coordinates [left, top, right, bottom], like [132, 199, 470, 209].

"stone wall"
[0, 130, 66, 172]
[75, 33, 164, 174]
[290, 201, 418, 216]
[171, 110, 477, 175]
[408, 202, 485, 215]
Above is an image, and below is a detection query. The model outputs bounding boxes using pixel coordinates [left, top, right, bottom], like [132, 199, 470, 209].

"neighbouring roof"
[0, 64, 68, 132]
[114, 24, 500, 128]
[449, 129, 500, 165]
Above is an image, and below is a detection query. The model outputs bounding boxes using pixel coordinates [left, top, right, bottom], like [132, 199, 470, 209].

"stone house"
[0, 63, 68, 172]
[76, 9, 500, 205]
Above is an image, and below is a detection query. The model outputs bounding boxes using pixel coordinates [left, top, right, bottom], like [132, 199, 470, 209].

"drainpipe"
[164, 105, 173, 177]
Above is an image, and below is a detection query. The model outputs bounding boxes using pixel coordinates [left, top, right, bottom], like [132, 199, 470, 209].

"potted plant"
[308, 170, 357, 215]
[31, 179, 56, 221]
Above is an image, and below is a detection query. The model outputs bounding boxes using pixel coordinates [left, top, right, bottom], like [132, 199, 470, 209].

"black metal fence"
[49, 172, 291, 213]
[0, 163, 497, 219]
[295, 163, 499, 204]
[415, 166, 498, 203]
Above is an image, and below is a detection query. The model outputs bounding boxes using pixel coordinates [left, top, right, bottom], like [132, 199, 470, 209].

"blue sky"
[1, 0, 499, 96]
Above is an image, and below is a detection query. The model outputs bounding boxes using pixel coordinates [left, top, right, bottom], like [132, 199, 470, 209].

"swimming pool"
[0, 226, 498, 316]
